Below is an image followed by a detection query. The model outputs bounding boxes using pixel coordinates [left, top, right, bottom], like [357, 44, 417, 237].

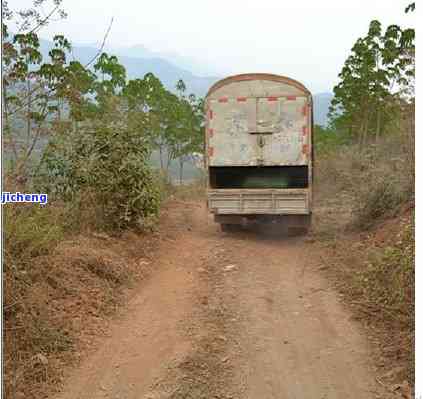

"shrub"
[352, 174, 410, 228]
[37, 116, 162, 230]
[314, 124, 350, 155]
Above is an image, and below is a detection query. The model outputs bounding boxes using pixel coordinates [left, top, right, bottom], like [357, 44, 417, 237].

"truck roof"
[206, 73, 311, 99]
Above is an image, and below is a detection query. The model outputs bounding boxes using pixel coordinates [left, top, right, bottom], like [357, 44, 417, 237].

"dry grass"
[314, 130, 414, 234]
[318, 211, 414, 385]
[2, 170, 200, 398]
[313, 120, 414, 389]
[2, 202, 159, 399]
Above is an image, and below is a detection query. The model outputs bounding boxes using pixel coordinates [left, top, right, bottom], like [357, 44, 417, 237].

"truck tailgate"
[208, 189, 310, 215]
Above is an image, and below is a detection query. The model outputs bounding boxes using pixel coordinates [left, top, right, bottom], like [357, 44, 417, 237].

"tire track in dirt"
[146, 239, 243, 398]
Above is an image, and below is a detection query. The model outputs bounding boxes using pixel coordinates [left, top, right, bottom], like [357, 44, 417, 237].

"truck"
[204, 73, 313, 233]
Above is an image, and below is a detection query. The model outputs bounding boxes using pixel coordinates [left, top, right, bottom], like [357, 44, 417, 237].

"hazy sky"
[10, 0, 416, 93]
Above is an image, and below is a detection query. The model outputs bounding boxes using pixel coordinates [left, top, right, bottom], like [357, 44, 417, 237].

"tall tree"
[329, 18, 414, 146]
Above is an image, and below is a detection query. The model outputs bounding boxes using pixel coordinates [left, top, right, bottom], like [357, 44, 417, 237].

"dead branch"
[83, 17, 114, 68]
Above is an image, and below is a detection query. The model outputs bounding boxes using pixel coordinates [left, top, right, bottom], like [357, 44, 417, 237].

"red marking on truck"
[286, 95, 296, 101]
[218, 97, 228, 103]
[208, 109, 213, 120]
[267, 96, 278, 102]
[302, 144, 309, 155]
[302, 126, 308, 136]
[209, 128, 214, 137]
[208, 147, 214, 157]
[302, 105, 309, 117]
[237, 96, 247, 102]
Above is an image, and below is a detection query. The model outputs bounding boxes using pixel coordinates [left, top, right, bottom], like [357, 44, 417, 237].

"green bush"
[37, 116, 162, 230]
[314, 124, 350, 154]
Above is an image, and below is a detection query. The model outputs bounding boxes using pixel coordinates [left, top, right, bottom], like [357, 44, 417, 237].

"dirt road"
[56, 201, 392, 399]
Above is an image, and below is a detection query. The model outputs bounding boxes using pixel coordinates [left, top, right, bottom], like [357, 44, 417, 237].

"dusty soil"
[55, 201, 396, 399]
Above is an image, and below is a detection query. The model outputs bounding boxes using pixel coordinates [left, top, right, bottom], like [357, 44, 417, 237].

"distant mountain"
[39, 38, 219, 96]
[107, 44, 220, 77]
[108, 44, 157, 59]
[39, 38, 332, 124]
[312, 92, 333, 127]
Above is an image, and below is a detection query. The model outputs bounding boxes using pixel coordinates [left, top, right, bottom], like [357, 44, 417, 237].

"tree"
[3, 0, 205, 191]
[328, 18, 415, 146]
[165, 81, 204, 184]
[3, 28, 73, 178]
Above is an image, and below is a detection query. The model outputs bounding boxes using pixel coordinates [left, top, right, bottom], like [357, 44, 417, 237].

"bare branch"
[29, 4, 60, 34]
[84, 17, 114, 68]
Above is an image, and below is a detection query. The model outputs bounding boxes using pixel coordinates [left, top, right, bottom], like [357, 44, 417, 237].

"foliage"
[121, 75, 204, 176]
[3, 25, 97, 178]
[167, 81, 205, 183]
[3, 0, 205, 186]
[313, 124, 350, 154]
[3, 2, 205, 228]
[37, 100, 162, 230]
[328, 17, 415, 147]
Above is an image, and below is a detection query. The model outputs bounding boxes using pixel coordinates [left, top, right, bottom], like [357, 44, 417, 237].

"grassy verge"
[313, 132, 414, 391]
[318, 211, 413, 384]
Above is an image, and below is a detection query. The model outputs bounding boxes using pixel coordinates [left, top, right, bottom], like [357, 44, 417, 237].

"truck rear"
[205, 73, 313, 232]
